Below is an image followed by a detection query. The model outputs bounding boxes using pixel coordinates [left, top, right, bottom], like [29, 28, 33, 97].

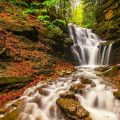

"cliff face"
[95, 0, 120, 65]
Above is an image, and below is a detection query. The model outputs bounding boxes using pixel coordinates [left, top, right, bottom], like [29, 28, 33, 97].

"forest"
[0, 0, 120, 120]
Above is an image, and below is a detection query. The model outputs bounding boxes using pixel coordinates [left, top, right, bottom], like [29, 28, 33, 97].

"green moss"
[103, 66, 119, 77]
[0, 76, 33, 84]
[0, 109, 20, 120]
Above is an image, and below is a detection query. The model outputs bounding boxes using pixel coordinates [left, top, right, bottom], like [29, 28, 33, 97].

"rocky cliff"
[95, 0, 120, 65]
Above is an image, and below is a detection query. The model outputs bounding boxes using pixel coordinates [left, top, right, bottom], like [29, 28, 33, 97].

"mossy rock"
[0, 21, 37, 36]
[56, 98, 89, 119]
[103, 66, 119, 77]
[69, 83, 85, 93]
[0, 108, 20, 120]
[0, 76, 33, 84]
[113, 91, 120, 99]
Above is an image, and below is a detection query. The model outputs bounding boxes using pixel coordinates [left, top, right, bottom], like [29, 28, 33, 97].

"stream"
[17, 67, 120, 120]
[17, 25, 120, 120]
[1, 24, 120, 120]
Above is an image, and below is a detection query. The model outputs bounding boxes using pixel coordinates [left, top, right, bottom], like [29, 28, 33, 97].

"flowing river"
[17, 67, 120, 120]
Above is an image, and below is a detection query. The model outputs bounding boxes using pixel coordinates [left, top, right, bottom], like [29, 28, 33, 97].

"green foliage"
[40, 9, 47, 13]
[10, 0, 16, 7]
[82, 0, 97, 28]
[42, 0, 60, 7]
[53, 19, 66, 25]
[22, 9, 40, 14]
[38, 15, 50, 20]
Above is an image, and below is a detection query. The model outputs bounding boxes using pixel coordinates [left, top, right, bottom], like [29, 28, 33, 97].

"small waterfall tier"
[68, 23, 112, 66]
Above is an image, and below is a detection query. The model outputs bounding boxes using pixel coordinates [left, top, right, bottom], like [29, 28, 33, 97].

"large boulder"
[56, 98, 89, 120]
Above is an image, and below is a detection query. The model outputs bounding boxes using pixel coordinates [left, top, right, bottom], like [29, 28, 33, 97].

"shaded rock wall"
[95, 0, 120, 65]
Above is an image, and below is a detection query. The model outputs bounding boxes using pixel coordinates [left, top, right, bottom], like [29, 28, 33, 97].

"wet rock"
[0, 76, 33, 93]
[59, 93, 74, 98]
[56, 98, 89, 120]
[81, 77, 92, 84]
[12, 100, 22, 107]
[37, 88, 49, 96]
[28, 91, 33, 97]
[59, 93, 78, 101]
[0, 109, 6, 114]
[66, 70, 73, 75]
[0, 108, 20, 120]
[74, 96, 78, 101]
[103, 66, 119, 77]
[113, 91, 120, 99]
[6, 106, 15, 114]
[39, 85, 48, 88]
[69, 83, 85, 93]
[91, 82, 96, 87]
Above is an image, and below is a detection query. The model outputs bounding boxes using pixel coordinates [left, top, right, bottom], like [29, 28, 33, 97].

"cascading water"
[14, 68, 120, 120]
[68, 23, 112, 67]
[1, 25, 119, 120]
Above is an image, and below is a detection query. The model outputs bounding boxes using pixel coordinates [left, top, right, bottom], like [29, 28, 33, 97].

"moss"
[0, 108, 20, 120]
[0, 76, 33, 84]
[103, 66, 119, 77]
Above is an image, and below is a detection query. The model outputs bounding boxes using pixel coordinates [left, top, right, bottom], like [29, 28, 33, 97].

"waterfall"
[68, 23, 112, 67]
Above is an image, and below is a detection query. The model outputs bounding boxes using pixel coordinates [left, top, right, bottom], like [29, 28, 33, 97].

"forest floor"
[0, 1, 74, 107]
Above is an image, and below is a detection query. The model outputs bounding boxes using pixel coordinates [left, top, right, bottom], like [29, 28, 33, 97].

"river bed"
[16, 67, 120, 120]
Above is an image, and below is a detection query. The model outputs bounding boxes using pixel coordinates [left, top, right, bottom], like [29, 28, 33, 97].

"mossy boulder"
[0, 21, 38, 40]
[0, 76, 33, 93]
[0, 76, 33, 84]
[59, 93, 75, 98]
[69, 83, 85, 93]
[0, 108, 20, 120]
[81, 77, 92, 84]
[103, 66, 120, 77]
[56, 98, 89, 120]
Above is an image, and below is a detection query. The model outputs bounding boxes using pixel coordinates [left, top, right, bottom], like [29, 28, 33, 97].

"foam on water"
[17, 68, 120, 120]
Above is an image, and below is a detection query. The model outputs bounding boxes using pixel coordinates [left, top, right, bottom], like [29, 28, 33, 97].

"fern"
[22, 9, 40, 14]
[40, 9, 47, 13]
[53, 19, 66, 25]
[38, 15, 50, 20]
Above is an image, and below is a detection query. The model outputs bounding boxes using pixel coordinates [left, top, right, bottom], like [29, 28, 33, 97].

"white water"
[68, 23, 113, 66]
[17, 68, 120, 120]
